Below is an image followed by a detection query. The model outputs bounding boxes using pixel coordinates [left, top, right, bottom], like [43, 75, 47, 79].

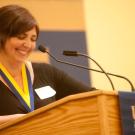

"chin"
[14, 53, 29, 63]
[16, 57, 28, 63]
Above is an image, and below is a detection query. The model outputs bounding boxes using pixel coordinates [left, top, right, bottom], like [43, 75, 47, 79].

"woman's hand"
[0, 114, 26, 124]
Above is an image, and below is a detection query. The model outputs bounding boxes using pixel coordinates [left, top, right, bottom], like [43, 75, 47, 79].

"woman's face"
[1, 27, 37, 64]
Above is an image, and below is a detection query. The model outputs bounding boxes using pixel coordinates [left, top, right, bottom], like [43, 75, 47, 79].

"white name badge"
[35, 86, 56, 100]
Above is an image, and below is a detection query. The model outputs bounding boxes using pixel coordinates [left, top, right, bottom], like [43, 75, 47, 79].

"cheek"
[4, 44, 13, 53]
[32, 43, 36, 50]
[30, 43, 36, 51]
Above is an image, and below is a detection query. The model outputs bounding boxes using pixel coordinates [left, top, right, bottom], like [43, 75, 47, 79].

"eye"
[31, 36, 37, 42]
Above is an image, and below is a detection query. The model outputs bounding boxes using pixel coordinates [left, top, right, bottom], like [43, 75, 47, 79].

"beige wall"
[0, 0, 85, 30]
[84, 0, 135, 91]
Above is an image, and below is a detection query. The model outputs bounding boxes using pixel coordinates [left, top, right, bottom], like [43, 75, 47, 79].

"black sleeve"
[32, 63, 95, 100]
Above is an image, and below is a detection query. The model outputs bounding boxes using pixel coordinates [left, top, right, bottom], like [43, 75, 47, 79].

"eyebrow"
[23, 33, 37, 37]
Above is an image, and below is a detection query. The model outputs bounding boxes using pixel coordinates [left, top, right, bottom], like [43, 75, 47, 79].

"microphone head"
[63, 51, 78, 56]
[38, 45, 47, 52]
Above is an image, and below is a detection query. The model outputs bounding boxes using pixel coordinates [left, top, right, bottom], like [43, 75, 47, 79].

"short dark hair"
[0, 4, 39, 48]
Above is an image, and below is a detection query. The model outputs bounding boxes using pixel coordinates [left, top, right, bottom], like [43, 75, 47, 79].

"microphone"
[63, 50, 135, 91]
[38, 45, 115, 90]
[63, 50, 115, 91]
[38, 45, 97, 70]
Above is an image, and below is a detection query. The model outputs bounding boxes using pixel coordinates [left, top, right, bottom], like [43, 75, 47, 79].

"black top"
[0, 63, 93, 115]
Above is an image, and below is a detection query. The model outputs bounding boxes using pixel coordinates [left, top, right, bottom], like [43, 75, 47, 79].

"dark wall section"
[37, 31, 91, 86]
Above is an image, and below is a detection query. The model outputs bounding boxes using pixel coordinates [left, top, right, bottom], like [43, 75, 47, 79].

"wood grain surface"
[0, 90, 122, 135]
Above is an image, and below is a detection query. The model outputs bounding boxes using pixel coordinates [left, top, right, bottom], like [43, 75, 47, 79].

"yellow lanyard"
[0, 63, 31, 108]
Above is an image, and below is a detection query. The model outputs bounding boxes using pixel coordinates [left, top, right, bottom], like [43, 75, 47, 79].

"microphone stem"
[78, 53, 135, 91]
[46, 51, 91, 70]
[90, 68, 134, 91]
[78, 53, 115, 90]
[47, 51, 116, 90]
[43, 50, 134, 91]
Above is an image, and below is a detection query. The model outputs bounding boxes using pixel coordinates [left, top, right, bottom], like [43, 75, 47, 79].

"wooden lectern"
[0, 90, 122, 135]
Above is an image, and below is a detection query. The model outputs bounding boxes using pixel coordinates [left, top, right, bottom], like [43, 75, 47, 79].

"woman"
[0, 4, 93, 124]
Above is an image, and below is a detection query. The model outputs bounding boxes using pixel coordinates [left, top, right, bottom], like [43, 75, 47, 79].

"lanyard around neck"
[0, 63, 34, 112]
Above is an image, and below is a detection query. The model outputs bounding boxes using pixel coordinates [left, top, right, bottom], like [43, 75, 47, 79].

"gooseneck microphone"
[38, 45, 94, 70]
[38, 45, 99, 70]
[63, 51, 115, 91]
[38, 45, 115, 90]
[63, 50, 135, 91]
[38, 45, 135, 91]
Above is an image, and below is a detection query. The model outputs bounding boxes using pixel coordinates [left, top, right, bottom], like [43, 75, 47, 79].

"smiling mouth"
[16, 49, 29, 56]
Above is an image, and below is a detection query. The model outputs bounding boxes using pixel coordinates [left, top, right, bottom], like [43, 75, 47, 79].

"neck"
[2, 63, 22, 77]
